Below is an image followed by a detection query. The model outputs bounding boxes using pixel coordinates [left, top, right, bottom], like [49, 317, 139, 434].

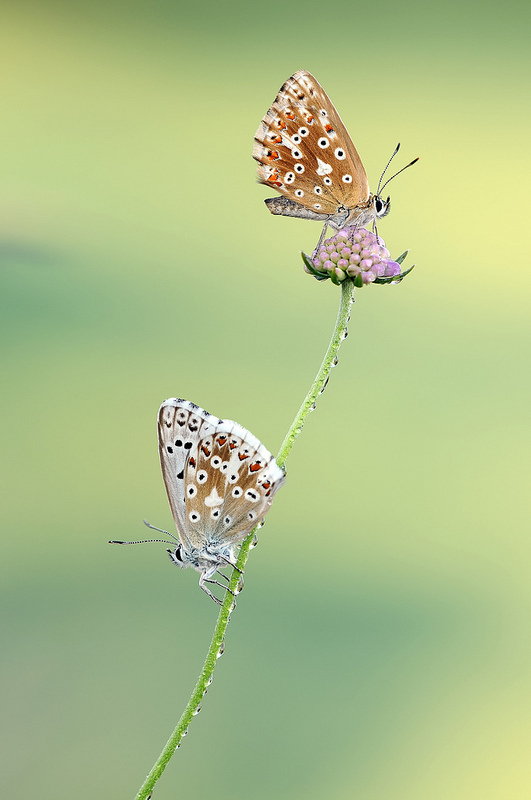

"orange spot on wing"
[324, 124, 334, 133]
[266, 168, 282, 187]
[201, 445, 211, 457]
[217, 435, 227, 446]
[238, 452, 249, 461]
[270, 134, 282, 144]
[285, 111, 296, 120]
[249, 462, 262, 473]
[189, 456, 196, 468]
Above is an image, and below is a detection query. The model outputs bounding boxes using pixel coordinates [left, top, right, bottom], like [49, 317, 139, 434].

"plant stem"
[134, 279, 355, 800]
[133, 538, 250, 800]
[276, 279, 354, 468]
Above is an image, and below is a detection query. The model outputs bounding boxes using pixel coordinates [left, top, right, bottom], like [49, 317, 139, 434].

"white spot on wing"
[316, 159, 332, 176]
[204, 488, 223, 507]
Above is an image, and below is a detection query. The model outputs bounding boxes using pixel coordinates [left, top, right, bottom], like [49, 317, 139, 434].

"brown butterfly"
[254, 70, 417, 244]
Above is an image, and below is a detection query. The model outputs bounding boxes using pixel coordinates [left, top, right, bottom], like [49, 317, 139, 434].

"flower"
[302, 228, 413, 286]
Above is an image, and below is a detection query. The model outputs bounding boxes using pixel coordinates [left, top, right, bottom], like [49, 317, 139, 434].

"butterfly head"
[374, 194, 391, 219]
[342, 193, 390, 228]
[167, 544, 186, 568]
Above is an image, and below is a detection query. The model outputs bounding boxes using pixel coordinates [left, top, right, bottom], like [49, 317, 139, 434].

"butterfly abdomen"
[264, 196, 330, 222]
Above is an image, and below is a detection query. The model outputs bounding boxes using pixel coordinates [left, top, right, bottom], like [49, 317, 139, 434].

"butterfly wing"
[254, 70, 370, 217]
[184, 420, 286, 550]
[158, 399, 224, 551]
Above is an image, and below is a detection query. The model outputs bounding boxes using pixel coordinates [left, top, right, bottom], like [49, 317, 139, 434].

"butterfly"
[253, 70, 417, 244]
[112, 399, 286, 605]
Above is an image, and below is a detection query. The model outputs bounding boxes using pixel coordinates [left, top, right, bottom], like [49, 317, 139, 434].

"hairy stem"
[134, 279, 355, 800]
[276, 279, 354, 468]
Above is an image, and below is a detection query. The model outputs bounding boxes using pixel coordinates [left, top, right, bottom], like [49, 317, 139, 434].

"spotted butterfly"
[254, 70, 416, 241]
[123, 399, 285, 605]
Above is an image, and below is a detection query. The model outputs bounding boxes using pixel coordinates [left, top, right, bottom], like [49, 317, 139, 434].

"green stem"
[134, 279, 355, 800]
[134, 538, 249, 800]
[276, 279, 354, 468]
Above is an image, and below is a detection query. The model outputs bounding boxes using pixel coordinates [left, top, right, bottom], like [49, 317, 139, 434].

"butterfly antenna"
[377, 142, 401, 195]
[108, 519, 180, 547]
[143, 519, 179, 542]
[109, 538, 177, 546]
[379, 156, 420, 195]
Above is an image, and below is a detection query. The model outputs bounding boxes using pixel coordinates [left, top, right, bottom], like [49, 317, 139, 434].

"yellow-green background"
[2, 1, 530, 798]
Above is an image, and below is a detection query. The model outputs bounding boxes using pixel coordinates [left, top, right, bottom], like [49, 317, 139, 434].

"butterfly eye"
[173, 546, 184, 563]
[374, 196, 390, 218]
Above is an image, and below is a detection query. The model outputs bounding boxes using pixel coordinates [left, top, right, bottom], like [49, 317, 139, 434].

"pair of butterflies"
[112, 72, 415, 602]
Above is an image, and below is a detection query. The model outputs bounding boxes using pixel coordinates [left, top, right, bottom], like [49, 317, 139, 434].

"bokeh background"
[2, 0, 530, 798]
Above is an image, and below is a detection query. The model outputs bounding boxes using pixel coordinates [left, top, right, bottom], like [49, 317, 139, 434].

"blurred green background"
[1, 0, 530, 798]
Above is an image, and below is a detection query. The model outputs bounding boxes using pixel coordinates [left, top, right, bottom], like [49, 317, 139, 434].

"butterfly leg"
[198, 581, 223, 605]
[315, 223, 329, 252]
[205, 578, 235, 595]
[199, 569, 235, 604]
[215, 568, 242, 586]
[217, 554, 243, 574]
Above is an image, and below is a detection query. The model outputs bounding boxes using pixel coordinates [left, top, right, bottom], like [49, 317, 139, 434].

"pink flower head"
[303, 227, 414, 286]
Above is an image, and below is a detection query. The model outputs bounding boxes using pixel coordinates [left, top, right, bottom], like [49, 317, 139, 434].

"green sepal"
[353, 272, 364, 288]
[301, 251, 330, 281]
[373, 264, 415, 285]
[394, 250, 409, 266]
